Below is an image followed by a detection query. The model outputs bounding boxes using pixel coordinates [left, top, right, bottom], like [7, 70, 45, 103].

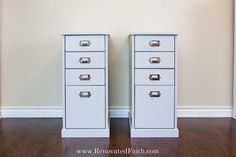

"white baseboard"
[177, 106, 233, 117]
[109, 106, 130, 118]
[0, 105, 233, 118]
[0, 106, 62, 118]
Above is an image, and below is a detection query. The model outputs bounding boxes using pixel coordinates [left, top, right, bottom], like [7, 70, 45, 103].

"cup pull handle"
[149, 74, 161, 80]
[149, 57, 161, 63]
[79, 57, 91, 64]
[79, 40, 91, 47]
[149, 40, 160, 47]
[79, 91, 91, 98]
[149, 91, 161, 97]
[79, 74, 91, 80]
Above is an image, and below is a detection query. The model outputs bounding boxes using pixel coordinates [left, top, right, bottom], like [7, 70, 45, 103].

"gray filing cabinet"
[129, 33, 179, 137]
[61, 33, 109, 137]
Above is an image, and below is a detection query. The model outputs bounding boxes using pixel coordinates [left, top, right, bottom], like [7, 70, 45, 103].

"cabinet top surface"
[62, 33, 109, 36]
[129, 32, 178, 36]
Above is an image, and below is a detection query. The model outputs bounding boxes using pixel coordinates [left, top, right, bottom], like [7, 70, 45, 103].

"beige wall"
[0, 0, 2, 108]
[0, 0, 233, 108]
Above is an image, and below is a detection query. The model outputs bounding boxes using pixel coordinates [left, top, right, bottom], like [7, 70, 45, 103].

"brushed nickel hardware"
[79, 57, 91, 63]
[149, 74, 161, 80]
[149, 40, 160, 47]
[79, 74, 91, 80]
[79, 91, 91, 98]
[79, 40, 91, 47]
[149, 57, 161, 63]
[149, 91, 161, 97]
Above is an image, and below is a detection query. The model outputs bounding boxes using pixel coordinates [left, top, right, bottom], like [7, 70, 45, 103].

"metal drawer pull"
[79, 91, 91, 98]
[79, 74, 91, 80]
[149, 57, 161, 63]
[79, 57, 91, 64]
[149, 91, 161, 97]
[149, 74, 161, 80]
[79, 40, 91, 47]
[149, 40, 160, 47]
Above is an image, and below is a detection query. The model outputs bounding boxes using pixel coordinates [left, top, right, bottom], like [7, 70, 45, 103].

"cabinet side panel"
[174, 35, 178, 127]
[128, 35, 134, 128]
[131, 35, 135, 129]
[105, 35, 109, 128]
[62, 36, 66, 129]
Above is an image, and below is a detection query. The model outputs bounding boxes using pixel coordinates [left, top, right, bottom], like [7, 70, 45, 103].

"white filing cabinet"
[61, 33, 109, 137]
[129, 33, 179, 137]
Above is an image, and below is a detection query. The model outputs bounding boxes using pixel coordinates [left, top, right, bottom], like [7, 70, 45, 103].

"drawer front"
[66, 86, 105, 128]
[66, 53, 105, 69]
[65, 35, 105, 51]
[135, 35, 175, 51]
[66, 69, 105, 85]
[135, 86, 174, 128]
[135, 52, 174, 68]
[135, 69, 174, 85]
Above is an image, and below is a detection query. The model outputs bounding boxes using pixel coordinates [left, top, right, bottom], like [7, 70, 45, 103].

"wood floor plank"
[0, 118, 235, 157]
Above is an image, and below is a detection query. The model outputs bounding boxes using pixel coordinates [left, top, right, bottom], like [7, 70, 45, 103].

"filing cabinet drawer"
[135, 86, 174, 128]
[135, 52, 174, 68]
[66, 53, 105, 69]
[135, 69, 174, 85]
[65, 86, 105, 129]
[66, 69, 105, 85]
[135, 35, 175, 51]
[65, 35, 105, 51]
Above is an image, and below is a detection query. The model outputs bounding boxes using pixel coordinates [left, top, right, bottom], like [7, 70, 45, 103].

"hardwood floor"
[0, 118, 235, 157]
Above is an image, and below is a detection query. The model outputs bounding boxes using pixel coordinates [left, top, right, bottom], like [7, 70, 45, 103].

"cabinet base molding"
[61, 128, 110, 138]
[130, 128, 179, 138]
